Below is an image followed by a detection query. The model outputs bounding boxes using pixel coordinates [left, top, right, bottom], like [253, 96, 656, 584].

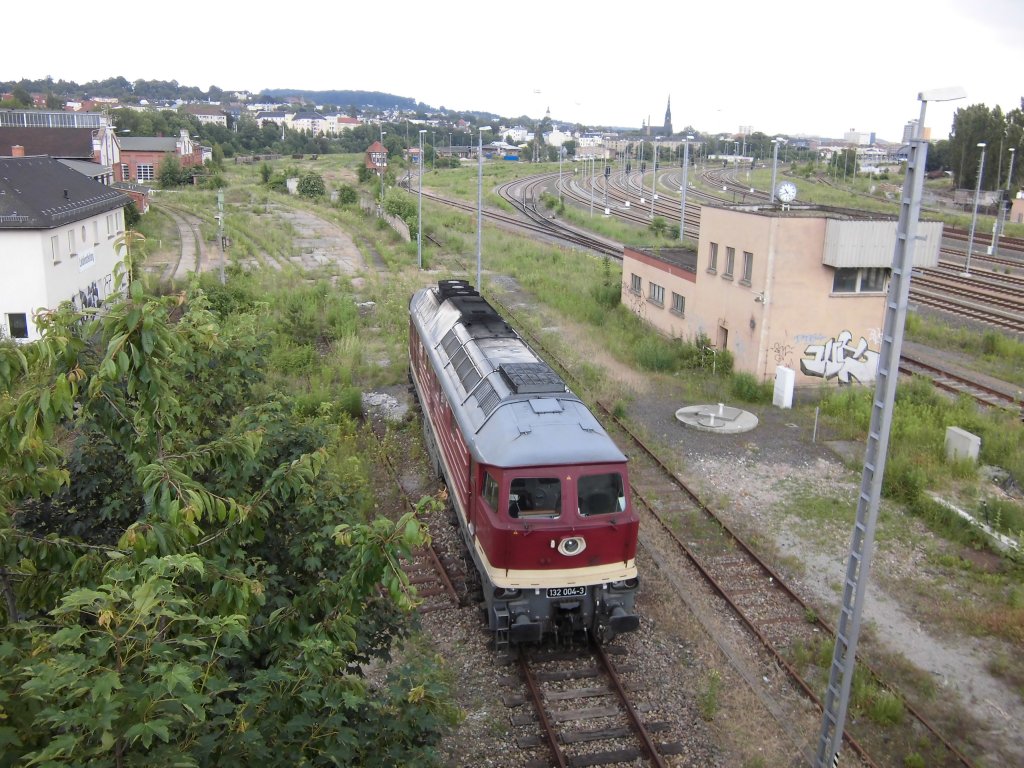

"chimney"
[11, 145, 25, 157]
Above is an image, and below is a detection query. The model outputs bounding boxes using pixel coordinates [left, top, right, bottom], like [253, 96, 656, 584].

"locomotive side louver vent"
[452, 347, 482, 391]
[440, 330, 462, 358]
[499, 363, 565, 395]
[474, 380, 500, 416]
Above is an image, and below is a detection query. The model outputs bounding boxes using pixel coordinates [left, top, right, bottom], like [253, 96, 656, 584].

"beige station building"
[621, 203, 943, 389]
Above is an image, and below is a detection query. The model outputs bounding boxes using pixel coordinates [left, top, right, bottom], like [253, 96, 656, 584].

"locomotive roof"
[410, 282, 627, 468]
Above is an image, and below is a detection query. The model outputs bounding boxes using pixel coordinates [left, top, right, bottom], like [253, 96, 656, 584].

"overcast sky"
[7, 0, 1021, 141]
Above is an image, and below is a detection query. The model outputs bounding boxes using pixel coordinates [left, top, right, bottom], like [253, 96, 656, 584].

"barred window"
[707, 241, 718, 272]
[630, 273, 641, 293]
[741, 251, 753, 284]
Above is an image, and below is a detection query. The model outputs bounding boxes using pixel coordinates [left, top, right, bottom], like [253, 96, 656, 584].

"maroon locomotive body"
[409, 280, 639, 647]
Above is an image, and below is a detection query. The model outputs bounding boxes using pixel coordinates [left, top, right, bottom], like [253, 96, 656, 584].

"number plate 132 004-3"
[547, 586, 587, 598]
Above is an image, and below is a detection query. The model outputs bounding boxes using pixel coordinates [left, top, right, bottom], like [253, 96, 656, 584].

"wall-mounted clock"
[776, 181, 797, 203]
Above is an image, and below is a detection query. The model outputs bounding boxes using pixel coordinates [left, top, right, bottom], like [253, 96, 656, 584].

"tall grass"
[818, 374, 1024, 543]
[904, 313, 1024, 388]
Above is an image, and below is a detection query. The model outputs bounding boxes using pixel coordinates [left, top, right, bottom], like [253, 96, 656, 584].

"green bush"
[338, 386, 363, 419]
[730, 372, 772, 403]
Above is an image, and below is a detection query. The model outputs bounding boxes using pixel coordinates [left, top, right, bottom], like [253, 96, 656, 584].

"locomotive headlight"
[557, 536, 587, 557]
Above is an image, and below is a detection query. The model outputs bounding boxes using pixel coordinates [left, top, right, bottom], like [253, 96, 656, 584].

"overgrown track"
[899, 352, 1023, 414]
[149, 201, 206, 283]
[365, 418, 460, 615]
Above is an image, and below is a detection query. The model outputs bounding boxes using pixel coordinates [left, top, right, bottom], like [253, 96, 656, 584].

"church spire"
[664, 95, 673, 136]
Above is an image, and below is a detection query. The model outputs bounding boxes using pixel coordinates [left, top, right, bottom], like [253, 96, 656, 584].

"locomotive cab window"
[578, 472, 626, 517]
[482, 472, 500, 513]
[508, 476, 561, 519]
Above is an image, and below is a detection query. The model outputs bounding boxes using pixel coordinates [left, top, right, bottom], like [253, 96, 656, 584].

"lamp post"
[963, 142, 986, 275]
[588, 156, 595, 216]
[558, 145, 563, 204]
[650, 137, 660, 220]
[814, 85, 966, 768]
[992, 147, 1015, 257]
[679, 134, 693, 240]
[769, 138, 781, 204]
[417, 129, 426, 269]
[379, 129, 386, 202]
[476, 125, 491, 292]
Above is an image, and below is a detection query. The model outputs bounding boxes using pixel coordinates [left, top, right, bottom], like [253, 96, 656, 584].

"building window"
[630, 273, 641, 294]
[724, 247, 736, 279]
[7, 313, 29, 339]
[68, 229, 76, 255]
[93, 221, 100, 244]
[648, 282, 665, 306]
[51, 235, 60, 264]
[741, 251, 753, 285]
[120, 163, 129, 180]
[671, 292, 685, 316]
[137, 164, 155, 182]
[106, 213, 115, 237]
[832, 267, 889, 294]
[707, 242, 718, 273]
[860, 267, 887, 292]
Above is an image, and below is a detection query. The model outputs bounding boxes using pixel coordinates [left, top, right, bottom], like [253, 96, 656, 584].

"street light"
[814, 85, 966, 768]
[964, 141, 986, 275]
[769, 137, 782, 204]
[417, 129, 427, 269]
[379, 129, 387, 202]
[992, 146, 1016, 257]
[476, 126, 491, 292]
[679, 134, 693, 240]
[650, 137, 660, 220]
[558, 145, 564, 204]
[589, 156, 595, 216]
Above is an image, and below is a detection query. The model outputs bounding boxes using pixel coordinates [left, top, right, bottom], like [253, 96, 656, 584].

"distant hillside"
[258, 89, 424, 111]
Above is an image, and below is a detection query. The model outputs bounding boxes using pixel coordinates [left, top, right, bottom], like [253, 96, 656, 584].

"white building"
[0, 156, 130, 341]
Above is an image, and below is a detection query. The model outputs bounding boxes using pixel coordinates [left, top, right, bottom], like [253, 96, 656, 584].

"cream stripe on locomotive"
[472, 537, 637, 590]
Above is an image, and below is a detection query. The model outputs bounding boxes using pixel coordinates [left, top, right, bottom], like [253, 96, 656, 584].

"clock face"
[776, 181, 797, 203]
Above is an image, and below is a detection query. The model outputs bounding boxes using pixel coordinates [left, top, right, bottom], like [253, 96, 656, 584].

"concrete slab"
[675, 403, 759, 434]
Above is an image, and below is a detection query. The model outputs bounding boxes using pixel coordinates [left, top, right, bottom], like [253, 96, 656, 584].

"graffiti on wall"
[799, 330, 879, 384]
[69, 273, 114, 311]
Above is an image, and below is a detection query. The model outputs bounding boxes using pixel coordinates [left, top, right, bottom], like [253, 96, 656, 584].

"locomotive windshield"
[577, 471, 626, 516]
[508, 476, 562, 519]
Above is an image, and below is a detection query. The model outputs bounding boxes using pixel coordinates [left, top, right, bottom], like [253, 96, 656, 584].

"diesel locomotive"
[408, 279, 640, 647]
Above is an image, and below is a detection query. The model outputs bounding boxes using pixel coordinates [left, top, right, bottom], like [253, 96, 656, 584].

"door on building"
[717, 326, 729, 351]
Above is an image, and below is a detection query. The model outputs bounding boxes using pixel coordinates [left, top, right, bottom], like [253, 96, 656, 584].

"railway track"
[899, 352, 1023, 413]
[365, 414, 461, 615]
[489, 295, 978, 768]
[508, 642, 681, 768]
[149, 201, 206, 282]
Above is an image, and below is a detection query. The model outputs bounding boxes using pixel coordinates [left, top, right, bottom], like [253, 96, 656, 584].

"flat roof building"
[622, 203, 943, 389]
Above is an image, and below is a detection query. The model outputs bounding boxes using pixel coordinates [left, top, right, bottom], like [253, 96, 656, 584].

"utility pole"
[217, 190, 225, 285]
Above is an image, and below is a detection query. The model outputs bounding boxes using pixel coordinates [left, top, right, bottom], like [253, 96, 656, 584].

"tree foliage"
[0, 278, 459, 765]
[297, 172, 326, 199]
[949, 103, 1024, 189]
